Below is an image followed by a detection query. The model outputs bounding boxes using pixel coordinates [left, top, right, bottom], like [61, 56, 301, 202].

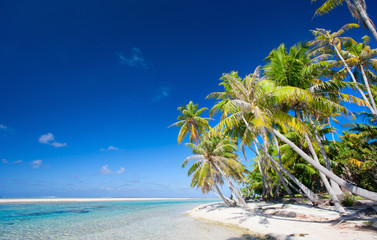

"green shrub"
[343, 192, 355, 206]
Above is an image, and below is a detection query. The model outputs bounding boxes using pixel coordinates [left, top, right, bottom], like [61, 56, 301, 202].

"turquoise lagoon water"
[0, 199, 255, 240]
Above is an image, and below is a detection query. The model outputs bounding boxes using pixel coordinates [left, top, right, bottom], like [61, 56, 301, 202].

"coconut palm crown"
[170, 101, 212, 144]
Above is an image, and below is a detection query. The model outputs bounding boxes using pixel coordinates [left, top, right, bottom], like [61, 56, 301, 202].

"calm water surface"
[0, 199, 258, 239]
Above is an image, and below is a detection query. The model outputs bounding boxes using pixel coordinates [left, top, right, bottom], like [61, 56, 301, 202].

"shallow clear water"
[0, 200, 257, 240]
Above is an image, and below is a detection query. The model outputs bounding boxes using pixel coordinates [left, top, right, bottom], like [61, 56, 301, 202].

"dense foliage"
[172, 1, 377, 211]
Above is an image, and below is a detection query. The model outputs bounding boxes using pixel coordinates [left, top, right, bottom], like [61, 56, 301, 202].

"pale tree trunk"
[273, 134, 293, 197]
[273, 129, 377, 202]
[353, 0, 377, 42]
[264, 151, 321, 205]
[253, 133, 318, 202]
[308, 115, 345, 201]
[360, 65, 377, 112]
[213, 183, 236, 207]
[303, 130, 345, 213]
[333, 45, 376, 115]
[283, 176, 302, 195]
[258, 129, 293, 198]
[256, 140, 279, 198]
[327, 117, 337, 146]
[296, 110, 344, 212]
[254, 144, 268, 198]
[240, 145, 252, 198]
[212, 162, 249, 208]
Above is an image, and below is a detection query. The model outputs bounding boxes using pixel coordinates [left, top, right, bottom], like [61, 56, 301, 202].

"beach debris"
[341, 207, 377, 220]
[258, 217, 269, 224]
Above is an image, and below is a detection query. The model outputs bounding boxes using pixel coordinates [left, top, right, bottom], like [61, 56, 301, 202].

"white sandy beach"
[0, 197, 208, 203]
[188, 201, 377, 240]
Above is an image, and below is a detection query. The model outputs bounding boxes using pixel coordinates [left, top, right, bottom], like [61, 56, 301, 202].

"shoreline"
[188, 201, 377, 240]
[0, 197, 213, 204]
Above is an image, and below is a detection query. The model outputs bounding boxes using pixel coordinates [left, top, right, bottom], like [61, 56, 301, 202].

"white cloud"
[99, 165, 125, 175]
[13, 160, 23, 164]
[1, 158, 8, 164]
[152, 86, 172, 102]
[0, 124, 7, 129]
[119, 48, 147, 68]
[116, 167, 125, 174]
[38, 132, 54, 144]
[99, 165, 113, 175]
[108, 146, 119, 151]
[50, 142, 67, 148]
[31, 160, 42, 169]
[100, 146, 120, 151]
[38, 133, 67, 148]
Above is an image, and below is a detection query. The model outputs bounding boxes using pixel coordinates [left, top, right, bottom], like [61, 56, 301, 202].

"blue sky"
[1, 0, 377, 198]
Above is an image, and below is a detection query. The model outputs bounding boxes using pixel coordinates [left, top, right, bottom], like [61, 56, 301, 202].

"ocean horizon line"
[0, 197, 218, 204]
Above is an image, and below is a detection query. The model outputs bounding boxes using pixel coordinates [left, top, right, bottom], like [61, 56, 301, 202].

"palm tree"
[209, 68, 322, 204]
[342, 36, 377, 114]
[170, 101, 212, 144]
[310, 24, 377, 116]
[312, 0, 377, 42]
[264, 43, 346, 212]
[328, 126, 377, 192]
[182, 131, 248, 208]
[213, 67, 377, 202]
[183, 149, 236, 207]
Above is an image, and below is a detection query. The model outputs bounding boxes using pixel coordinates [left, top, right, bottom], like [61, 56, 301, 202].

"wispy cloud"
[38, 133, 67, 148]
[31, 160, 42, 169]
[100, 146, 120, 151]
[1, 158, 8, 164]
[13, 160, 23, 164]
[118, 48, 147, 68]
[116, 167, 125, 174]
[152, 86, 172, 102]
[0, 124, 15, 136]
[99, 165, 112, 175]
[99, 165, 125, 175]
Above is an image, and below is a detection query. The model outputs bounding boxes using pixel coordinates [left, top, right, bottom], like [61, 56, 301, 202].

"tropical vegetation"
[171, 1, 377, 212]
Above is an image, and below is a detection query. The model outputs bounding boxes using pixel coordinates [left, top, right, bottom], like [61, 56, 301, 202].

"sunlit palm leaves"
[170, 101, 212, 144]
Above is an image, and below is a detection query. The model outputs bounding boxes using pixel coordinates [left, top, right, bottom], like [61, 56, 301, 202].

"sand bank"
[0, 197, 208, 203]
[188, 201, 377, 240]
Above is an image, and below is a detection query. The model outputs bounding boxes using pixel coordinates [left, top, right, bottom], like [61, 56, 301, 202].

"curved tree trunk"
[213, 183, 236, 207]
[308, 114, 345, 201]
[273, 129, 377, 202]
[297, 110, 344, 211]
[354, 0, 377, 42]
[212, 162, 249, 208]
[258, 131, 293, 198]
[333, 45, 376, 115]
[264, 151, 321, 205]
[273, 134, 293, 197]
[303, 130, 345, 213]
[254, 144, 268, 198]
[360, 65, 377, 113]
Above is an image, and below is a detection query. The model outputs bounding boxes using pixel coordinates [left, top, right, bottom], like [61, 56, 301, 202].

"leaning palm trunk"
[253, 131, 320, 204]
[273, 129, 377, 202]
[307, 115, 345, 201]
[333, 45, 377, 115]
[211, 162, 249, 208]
[353, 0, 377, 42]
[258, 131, 293, 198]
[264, 151, 321, 205]
[213, 183, 236, 207]
[253, 144, 268, 198]
[360, 65, 377, 113]
[302, 130, 345, 213]
[273, 135, 293, 197]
